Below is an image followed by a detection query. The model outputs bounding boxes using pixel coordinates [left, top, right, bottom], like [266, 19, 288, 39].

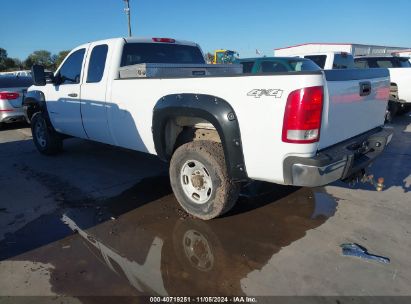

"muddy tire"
[169, 140, 239, 220]
[397, 104, 411, 116]
[31, 112, 63, 155]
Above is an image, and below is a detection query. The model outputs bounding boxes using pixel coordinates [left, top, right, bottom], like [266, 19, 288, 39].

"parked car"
[24, 37, 393, 220]
[0, 75, 33, 128]
[235, 57, 321, 73]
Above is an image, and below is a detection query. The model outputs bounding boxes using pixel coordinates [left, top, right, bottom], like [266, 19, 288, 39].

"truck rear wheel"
[31, 112, 63, 155]
[170, 140, 239, 220]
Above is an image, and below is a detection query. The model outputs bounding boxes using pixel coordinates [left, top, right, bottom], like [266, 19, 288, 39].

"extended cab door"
[46, 47, 89, 138]
[80, 43, 114, 144]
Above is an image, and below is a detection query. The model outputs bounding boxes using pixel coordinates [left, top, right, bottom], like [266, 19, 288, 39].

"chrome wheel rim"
[180, 160, 213, 204]
[183, 229, 214, 271]
[35, 118, 47, 148]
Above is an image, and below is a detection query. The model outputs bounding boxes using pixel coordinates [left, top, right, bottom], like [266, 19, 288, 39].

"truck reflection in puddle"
[61, 183, 338, 296]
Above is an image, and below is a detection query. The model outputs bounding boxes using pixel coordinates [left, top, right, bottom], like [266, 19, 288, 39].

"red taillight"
[282, 86, 324, 144]
[0, 91, 20, 100]
[152, 38, 175, 43]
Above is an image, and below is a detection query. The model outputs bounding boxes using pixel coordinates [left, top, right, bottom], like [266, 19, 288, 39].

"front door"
[46, 47, 88, 138]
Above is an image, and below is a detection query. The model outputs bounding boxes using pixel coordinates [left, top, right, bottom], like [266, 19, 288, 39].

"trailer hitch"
[344, 170, 385, 191]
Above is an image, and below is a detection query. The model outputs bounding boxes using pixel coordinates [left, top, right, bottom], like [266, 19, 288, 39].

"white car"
[24, 37, 393, 220]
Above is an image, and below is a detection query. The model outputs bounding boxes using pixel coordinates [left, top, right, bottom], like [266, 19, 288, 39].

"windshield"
[258, 58, 321, 73]
[287, 59, 321, 71]
[121, 43, 205, 66]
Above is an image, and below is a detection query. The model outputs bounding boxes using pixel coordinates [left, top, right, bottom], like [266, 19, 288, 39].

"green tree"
[25, 50, 54, 69]
[0, 47, 8, 71]
[53, 50, 70, 69]
[11, 58, 24, 70]
[3, 58, 16, 70]
[24, 57, 34, 70]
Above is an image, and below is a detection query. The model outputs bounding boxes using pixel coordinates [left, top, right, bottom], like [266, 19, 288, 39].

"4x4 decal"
[247, 89, 284, 98]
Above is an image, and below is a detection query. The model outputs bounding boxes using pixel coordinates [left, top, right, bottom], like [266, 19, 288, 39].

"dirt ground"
[0, 115, 410, 302]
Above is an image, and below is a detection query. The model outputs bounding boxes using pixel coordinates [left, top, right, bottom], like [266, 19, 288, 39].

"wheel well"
[390, 82, 399, 101]
[152, 93, 248, 181]
[26, 104, 41, 122]
[165, 116, 221, 156]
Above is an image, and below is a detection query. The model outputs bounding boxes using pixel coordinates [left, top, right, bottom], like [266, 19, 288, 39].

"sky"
[1, 0, 411, 60]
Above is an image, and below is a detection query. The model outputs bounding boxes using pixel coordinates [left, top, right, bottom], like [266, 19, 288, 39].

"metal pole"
[124, 0, 132, 37]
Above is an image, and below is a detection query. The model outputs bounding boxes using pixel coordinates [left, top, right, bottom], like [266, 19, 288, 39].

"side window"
[304, 55, 326, 69]
[87, 45, 108, 83]
[58, 49, 85, 85]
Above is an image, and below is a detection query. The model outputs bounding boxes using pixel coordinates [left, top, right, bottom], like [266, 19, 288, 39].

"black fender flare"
[152, 93, 248, 181]
[23, 90, 48, 122]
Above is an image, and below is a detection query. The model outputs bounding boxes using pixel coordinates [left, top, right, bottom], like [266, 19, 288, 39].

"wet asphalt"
[0, 116, 410, 300]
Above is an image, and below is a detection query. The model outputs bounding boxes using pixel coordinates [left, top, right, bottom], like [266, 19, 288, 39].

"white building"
[275, 43, 410, 57]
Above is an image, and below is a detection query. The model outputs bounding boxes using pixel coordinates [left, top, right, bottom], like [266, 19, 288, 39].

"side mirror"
[31, 65, 46, 86]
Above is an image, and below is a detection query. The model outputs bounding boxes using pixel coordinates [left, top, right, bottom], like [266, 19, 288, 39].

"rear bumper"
[283, 127, 394, 187]
[1, 100, 25, 123]
[0, 109, 25, 123]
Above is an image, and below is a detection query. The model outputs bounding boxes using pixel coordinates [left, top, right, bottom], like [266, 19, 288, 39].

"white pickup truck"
[354, 56, 411, 115]
[25, 37, 393, 220]
[275, 44, 411, 117]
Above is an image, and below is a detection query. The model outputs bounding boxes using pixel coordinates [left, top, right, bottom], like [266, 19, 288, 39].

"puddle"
[311, 192, 338, 219]
[2, 178, 338, 296]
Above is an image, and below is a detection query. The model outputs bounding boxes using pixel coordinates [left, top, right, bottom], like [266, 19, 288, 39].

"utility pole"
[123, 0, 132, 37]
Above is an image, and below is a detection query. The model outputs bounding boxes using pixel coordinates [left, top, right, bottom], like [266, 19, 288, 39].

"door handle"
[68, 93, 78, 98]
[359, 81, 371, 97]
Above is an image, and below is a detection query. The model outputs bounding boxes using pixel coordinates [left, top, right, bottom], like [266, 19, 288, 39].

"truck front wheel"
[170, 141, 240, 220]
[31, 112, 63, 155]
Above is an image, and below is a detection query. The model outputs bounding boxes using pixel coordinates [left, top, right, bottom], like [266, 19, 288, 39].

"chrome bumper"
[283, 127, 394, 187]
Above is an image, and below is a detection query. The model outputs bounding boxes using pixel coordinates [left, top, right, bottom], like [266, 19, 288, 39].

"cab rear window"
[121, 43, 205, 66]
[354, 57, 411, 68]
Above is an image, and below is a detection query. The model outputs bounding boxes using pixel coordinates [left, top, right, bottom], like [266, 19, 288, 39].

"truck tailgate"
[318, 69, 390, 150]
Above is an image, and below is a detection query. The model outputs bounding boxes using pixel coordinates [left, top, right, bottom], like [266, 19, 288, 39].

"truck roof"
[275, 42, 354, 51]
[84, 37, 199, 47]
[354, 55, 410, 59]
[274, 42, 409, 51]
